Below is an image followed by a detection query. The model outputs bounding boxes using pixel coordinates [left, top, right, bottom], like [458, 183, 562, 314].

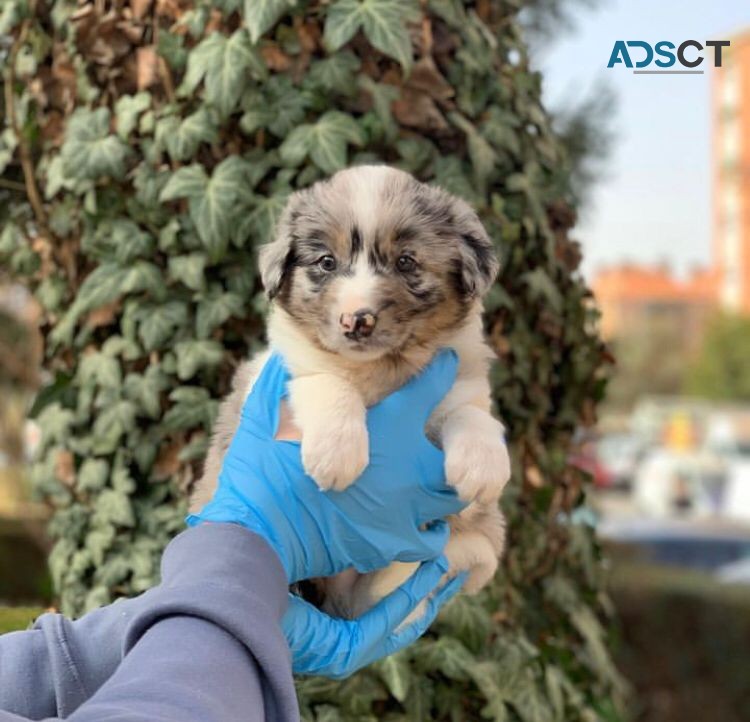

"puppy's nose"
[340, 309, 377, 338]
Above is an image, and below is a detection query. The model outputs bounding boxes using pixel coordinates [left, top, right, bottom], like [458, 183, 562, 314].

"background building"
[594, 29, 750, 340]
[592, 263, 717, 349]
[713, 29, 750, 315]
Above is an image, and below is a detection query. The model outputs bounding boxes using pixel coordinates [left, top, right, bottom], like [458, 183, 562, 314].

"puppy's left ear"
[452, 200, 499, 297]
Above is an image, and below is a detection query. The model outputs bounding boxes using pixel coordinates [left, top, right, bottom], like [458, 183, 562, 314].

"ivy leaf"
[78, 458, 110, 493]
[264, 78, 311, 137]
[114, 92, 151, 139]
[94, 488, 135, 528]
[37, 403, 75, 450]
[243, 0, 296, 43]
[174, 339, 224, 379]
[78, 352, 122, 389]
[137, 301, 189, 351]
[91, 400, 137, 455]
[50, 264, 127, 346]
[233, 191, 289, 246]
[196, 289, 245, 338]
[449, 112, 497, 191]
[432, 156, 481, 205]
[159, 107, 218, 162]
[324, 0, 420, 71]
[435, 595, 492, 654]
[162, 387, 217, 430]
[280, 111, 364, 173]
[359, 75, 399, 139]
[82, 219, 155, 265]
[123, 365, 169, 419]
[168, 253, 207, 291]
[523, 268, 563, 314]
[61, 108, 131, 181]
[416, 637, 474, 681]
[179, 30, 266, 117]
[305, 52, 361, 92]
[238, 105, 275, 136]
[396, 137, 436, 172]
[119, 262, 164, 297]
[160, 157, 253, 259]
[313, 706, 344, 722]
[240, 77, 311, 138]
[160, 164, 208, 201]
[373, 651, 411, 703]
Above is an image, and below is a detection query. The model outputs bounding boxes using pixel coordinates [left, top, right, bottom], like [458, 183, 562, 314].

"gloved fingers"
[359, 556, 449, 642]
[415, 479, 467, 523]
[370, 349, 458, 427]
[282, 594, 358, 677]
[385, 571, 467, 652]
[395, 520, 451, 562]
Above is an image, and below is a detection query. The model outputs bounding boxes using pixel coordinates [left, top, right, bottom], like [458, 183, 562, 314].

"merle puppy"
[191, 165, 509, 620]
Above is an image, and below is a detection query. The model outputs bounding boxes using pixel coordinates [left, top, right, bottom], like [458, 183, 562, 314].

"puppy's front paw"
[445, 433, 510, 503]
[302, 418, 369, 491]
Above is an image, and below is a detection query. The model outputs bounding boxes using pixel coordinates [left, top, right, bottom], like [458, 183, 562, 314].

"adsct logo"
[607, 40, 731, 74]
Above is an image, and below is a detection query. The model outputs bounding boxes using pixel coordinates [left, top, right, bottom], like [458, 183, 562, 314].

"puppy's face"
[259, 166, 498, 360]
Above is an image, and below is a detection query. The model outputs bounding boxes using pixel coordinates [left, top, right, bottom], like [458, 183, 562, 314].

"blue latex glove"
[187, 349, 465, 583]
[283, 559, 467, 678]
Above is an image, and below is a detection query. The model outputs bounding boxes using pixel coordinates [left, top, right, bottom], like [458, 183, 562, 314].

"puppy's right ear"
[258, 236, 295, 299]
[258, 193, 302, 299]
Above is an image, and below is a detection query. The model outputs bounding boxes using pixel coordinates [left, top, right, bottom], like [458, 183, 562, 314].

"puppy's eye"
[396, 255, 417, 273]
[317, 255, 337, 272]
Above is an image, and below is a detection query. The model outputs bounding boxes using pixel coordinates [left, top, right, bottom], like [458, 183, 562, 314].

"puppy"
[190, 165, 510, 620]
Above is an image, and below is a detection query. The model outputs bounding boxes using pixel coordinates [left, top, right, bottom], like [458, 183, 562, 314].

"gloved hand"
[187, 349, 465, 583]
[283, 557, 467, 678]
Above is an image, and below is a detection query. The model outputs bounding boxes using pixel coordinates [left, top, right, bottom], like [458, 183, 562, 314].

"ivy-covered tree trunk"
[2, 0, 625, 719]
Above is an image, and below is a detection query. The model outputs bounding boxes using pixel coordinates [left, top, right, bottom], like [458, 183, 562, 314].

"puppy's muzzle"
[340, 309, 377, 339]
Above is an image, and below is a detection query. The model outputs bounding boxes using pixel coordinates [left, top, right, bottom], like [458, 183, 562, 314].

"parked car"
[569, 435, 613, 489]
[599, 516, 750, 579]
[596, 432, 648, 490]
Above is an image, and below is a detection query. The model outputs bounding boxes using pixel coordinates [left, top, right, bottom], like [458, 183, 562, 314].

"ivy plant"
[1, 0, 625, 719]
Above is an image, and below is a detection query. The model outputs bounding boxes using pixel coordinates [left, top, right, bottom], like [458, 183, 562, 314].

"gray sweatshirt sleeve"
[0, 523, 299, 722]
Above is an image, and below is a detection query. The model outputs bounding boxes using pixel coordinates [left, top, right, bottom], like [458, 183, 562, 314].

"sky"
[533, 0, 750, 277]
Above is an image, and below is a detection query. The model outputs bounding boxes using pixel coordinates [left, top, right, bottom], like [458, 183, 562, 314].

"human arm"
[0, 523, 297, 722]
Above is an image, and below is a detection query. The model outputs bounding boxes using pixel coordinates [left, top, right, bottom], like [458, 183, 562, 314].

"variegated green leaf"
[324, 0, 420, 70]
[160, 157, 253, 258]
[280, 111, 364, 173]
[114, 92, 151, 139]
[179, 30, 266, 117]
[168, 253, 207, 292]
[160, 107, 218, 162]
[174, 339, 224, 379]
[61, 108, 131, 180]
[243, 0, 296, 43]
[196, 289, 245, 338]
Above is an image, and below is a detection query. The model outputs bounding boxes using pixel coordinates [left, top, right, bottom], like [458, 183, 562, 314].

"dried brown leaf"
[153, 441, 182, 480]
[55, 450, 76, 487]
[393, 87, 447, 131]
[137, 46, 159, 89]
[85, 301, 121, 330]
[130, 0, 153, 20]
[261, 43, 293, 72]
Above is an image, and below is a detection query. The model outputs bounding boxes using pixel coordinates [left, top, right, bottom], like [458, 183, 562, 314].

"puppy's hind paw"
[302, 419, 369, 491]
[445, 532, 500, 595]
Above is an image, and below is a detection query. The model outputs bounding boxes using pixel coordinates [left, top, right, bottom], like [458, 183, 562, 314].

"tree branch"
[4, 18, 49, 237]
